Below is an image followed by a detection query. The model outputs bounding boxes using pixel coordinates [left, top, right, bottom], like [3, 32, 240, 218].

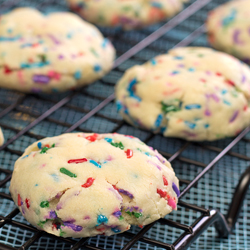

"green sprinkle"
[60, 229, 66, 237]
[40, 144, 55, 154]
[90, 48, 99, 58]
[119, 216, 124, 221]
[37, 219, 49, 228]
[40, 201, 49, 208]
[161, 102, 181, 113]
[38, 54, 47, 63]
[60, 168, 77, 178]
[126, 211, 132, 216]
[111, 141, 124, 150]
[133, 212, 142, 218]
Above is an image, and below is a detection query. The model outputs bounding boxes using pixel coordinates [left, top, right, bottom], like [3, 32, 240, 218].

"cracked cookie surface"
[9, 133, 179, 238]
[67, 0, 187, 30]
[115, 47, 250, 141]
[0, 8, 115, 93]
[207, 0, 250, 63]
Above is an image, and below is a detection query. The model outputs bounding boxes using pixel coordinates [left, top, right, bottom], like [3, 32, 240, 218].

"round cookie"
[9, 133, 179, 238]
[207, 0, 250, 63]
[0, 128, 4, 146]
[115, 47, 250, 141]
[0, 8, 115, 93]
[67, 0, 187, 30]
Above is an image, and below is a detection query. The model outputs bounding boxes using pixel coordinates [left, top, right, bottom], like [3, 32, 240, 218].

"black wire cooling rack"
[1, 0, 250, 249]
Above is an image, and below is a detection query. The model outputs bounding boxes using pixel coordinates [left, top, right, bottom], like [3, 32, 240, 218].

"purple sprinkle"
[134, 206, 139, 210]
[241, 74, 246, 83]
[33, 74, 50, 84]
[130, 207, 134, 212]
[48, 34, 61, 45]
[204, 109, 212, 116]
[229, 110, 239, 123]
[112, 211, 122, 217]
[139, 209, 143, 213]
[58, 54, 64, 60]
[118, 189, 134, 199]
[56, 203, 62, 210]
[63, 222, 82, 232]
[233, 29, 244, 45]
[182, 131, 197, 137]
[50, 211, 57, 219]
[172, 182, 180, 197]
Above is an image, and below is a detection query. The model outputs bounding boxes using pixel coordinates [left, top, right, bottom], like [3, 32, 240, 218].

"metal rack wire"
[0, 0, 250, 249]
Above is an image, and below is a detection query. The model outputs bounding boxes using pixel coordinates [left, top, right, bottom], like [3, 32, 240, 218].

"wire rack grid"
[0, 0, 250, 249]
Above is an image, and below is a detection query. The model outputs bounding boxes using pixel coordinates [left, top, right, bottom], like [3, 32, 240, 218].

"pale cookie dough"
[0, 8, 115, 93]
[115, 47, 250, 141]
[67, 0, 188, 30]
[0, 128, 4, 146]
[207, 0, 250, 63]
[9, 133, 179, 238]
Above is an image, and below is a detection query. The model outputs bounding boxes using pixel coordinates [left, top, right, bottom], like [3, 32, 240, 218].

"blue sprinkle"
[111, 227, 121, 233]
[155, 114, 163, 128]
[184, 121, 196, 129]
[0, 35, 21, 42]
[74, 71, 81, 80]
[160, 127, 167, 133]
[185, 104, 201, 110]
[37, 142, 42, 149]
[172, 182, 180, 197]
[7, 28, 13, 34]
[89, 160, 101, 168]
[67, 33, 73, 39]
[20, 61, 50, 69]
[127, 78, 141, 102]
[171, 70, 179, 75]
[105, 138, 113, 143]
[150, 2, 162, 8]
[188, 68, 195, 72]
[223, 100, 231, 106]
[101, 38, 109, 48]
[116, 100, 123, 112]
[221, 89, 228, 95]
[97, 214, 108, 225]
[51, 174, 60, 182]
[151, 58, 157, 65]
[204, 124, 210, 128]
[21, 155, 29, 159]
[144, 152, 151, 157]
[93, 64, 101, 72]
[124, 108, 129, 115]
[35, 184, 38, 187]
[174, 56, 184, 60]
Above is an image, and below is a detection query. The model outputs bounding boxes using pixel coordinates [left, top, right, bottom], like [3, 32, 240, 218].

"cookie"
[0, 8, 115, 93]
[9, 133, 179, 238]
[115, 47, 250, 141]
[207, 0, 250, 63]
[0, 128, 4, 146]
[67, 0, 187, 30]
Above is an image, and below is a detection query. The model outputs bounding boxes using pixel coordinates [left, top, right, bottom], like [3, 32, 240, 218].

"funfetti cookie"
[0, 128, 4, 146]
[67, 0, 188, 30]
[115, 47, 250, 141]
[207, 0, 250, 63]
[9, 133, 179, 238]
[0, 8, 115, 93]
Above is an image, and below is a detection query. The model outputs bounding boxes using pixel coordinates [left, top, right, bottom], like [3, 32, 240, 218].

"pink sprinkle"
[168, 198, 176, 210]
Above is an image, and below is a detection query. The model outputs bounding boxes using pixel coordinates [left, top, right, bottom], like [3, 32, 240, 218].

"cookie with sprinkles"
[115, 47, 250, 141]
[0, 8, 115, 93]
[67, 0, 188, 30]
[207, 0, 250, 63]
[9, 133, 179, 238]
[0, 128, 4, 146]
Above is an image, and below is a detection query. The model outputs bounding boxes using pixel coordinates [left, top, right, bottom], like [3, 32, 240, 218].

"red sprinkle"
[82, 178, 95, 188]
[85, 133, 98, 142]
[18, 194, 22, 206]
[244, 105, 248, 111]
[225, 79, 235, 86]
[157, 188, 167, 198]
[44, 144, 50, 148]
[68, 158, 88, 164]
[216, 72, 222, 76]
[125, 149, 133, 158]
[112, 185, 118, 191]
[138, 225, 143, 228]
[25, 198, 30, 209]
[163, 175, 168, 186]
[4, 65, 12, 74]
